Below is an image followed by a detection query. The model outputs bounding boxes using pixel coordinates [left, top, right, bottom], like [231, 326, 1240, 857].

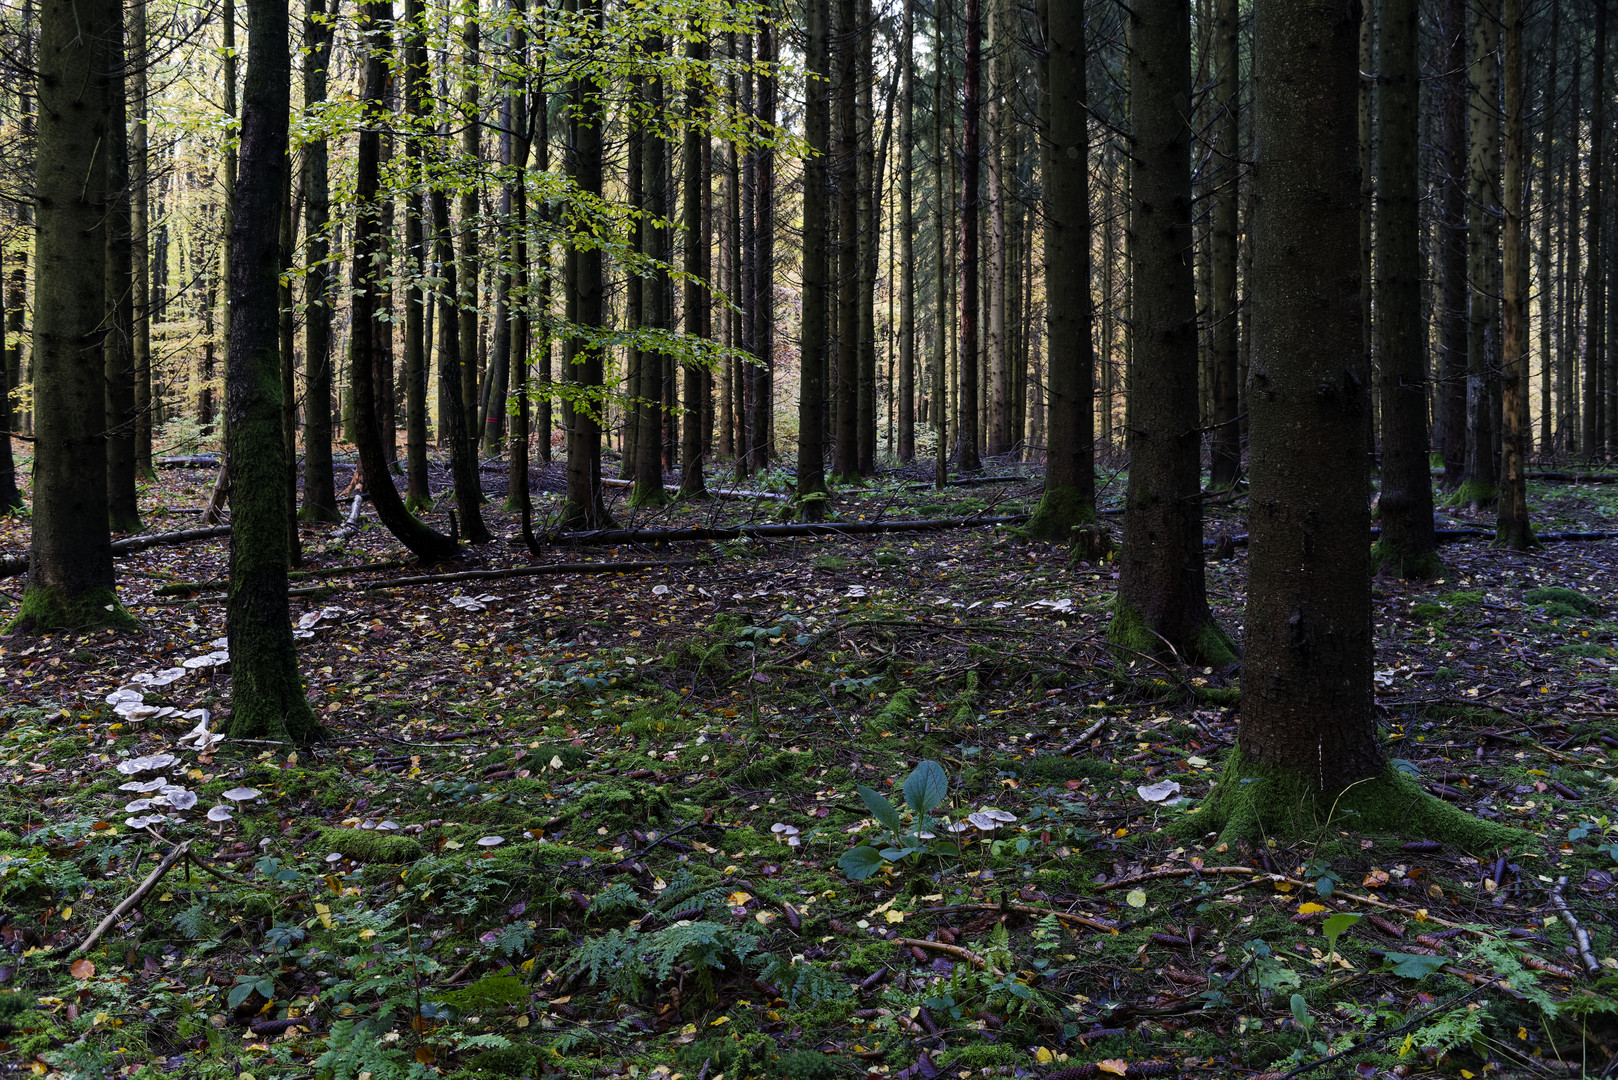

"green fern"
[566, 920, 763, 1002]
[172, 902, 216, 941]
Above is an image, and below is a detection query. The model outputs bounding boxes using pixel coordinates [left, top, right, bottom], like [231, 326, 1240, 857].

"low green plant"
[837, 759, 950, 880]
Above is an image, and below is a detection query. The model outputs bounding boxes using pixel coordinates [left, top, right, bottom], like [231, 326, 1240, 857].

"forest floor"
[2, 436, 1618, 1080]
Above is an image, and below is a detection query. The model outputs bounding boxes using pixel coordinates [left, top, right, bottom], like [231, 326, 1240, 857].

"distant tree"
[106, 12, 142, 536]
[1371, 0, 1438, 578]
[679, 29, 710, 498]
[300, 0, 340, 522]
[1109, 0, 1233, 667]
[1024, 0, 1096, 540]
[224, 0, 321, 741]
[1207, 0, 1240, 490]
[896, 0, 915, 463]
[1496, 0, 1535, 549]
[957, 0, 982, 472]
[1458, 0, 1501, 508]
[6, 0, 135, 632]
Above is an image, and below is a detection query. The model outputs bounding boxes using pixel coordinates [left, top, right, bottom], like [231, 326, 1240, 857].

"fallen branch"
[886, 935, 991, 970]
[547, 515, 1027, 546]
[903, 474, 1032, 490]
[68, 841, 191, 956]
[154, 558, 417, 596]
[153, 456, 221, 469]
[921, 901, 1119, 936]
[3, 526, 233, 578]
[1548, 876, 1601, 976]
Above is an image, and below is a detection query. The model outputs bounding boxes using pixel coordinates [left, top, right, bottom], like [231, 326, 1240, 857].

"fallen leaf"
[70, 959, 95, 980]
[1098, 1060, 1128, 1076]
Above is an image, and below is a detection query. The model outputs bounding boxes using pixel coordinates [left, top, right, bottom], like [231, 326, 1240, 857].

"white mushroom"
[116, 754, 178, 775]
[220, 787, 261, 802]
[162, 787, 198, 811]
[477, 835, 505, 848]
[206, 805, 234, 823]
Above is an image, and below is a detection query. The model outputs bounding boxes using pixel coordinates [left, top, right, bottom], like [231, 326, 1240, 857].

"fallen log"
[286, 559, 698, 596]
[904, 475, 1033, 490]
[1523, 470, 1618, 484]
[153, 456, 222, 469]
[546, 514, 1028, 546]
[600, 476, 790, 501]
[2, 525, 233, 578]
[154, 557, 417, 597]
[1202, 525, 1618, 551]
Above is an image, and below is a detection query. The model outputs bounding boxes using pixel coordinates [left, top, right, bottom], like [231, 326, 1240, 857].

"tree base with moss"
[1443, 480, 1497, 510]
[1024, 485, 1096, 542]
[4, 585, 139, 634]
[1185, 748, 1525, 852]
[1108, 598, 1238, 669]
[1370, 538, 1443, 581]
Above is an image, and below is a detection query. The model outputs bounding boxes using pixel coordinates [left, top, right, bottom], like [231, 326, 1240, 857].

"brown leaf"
[69, 959, 94, 980]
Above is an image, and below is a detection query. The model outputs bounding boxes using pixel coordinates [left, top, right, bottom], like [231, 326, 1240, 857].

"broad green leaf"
[228, 980, 261, 1009]
[1383, 952, 1448, 979]
[1125, 888, 1147, 908]
[1290, 993, 1311, 1030]
[1322, 912, 1361, 943]
[1314, 876, 1335, 897]
[857, 785, 905, 836]
[902, 760, 949, 816]
[838, 845, 888, 880]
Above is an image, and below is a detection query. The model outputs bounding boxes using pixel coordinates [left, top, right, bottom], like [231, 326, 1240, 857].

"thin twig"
[68, 841, 191, 956]
[887, 935, 991, 970]
[1549, 876, 1601, 976]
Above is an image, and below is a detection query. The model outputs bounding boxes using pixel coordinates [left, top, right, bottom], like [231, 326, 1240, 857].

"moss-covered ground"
[0, 445, 1616, 1078]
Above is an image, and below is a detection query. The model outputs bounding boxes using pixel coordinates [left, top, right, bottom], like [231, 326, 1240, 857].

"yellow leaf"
[884, 909, 906, 923]
[61, 906, 72, 920]
[727, 891, 753, 907]
[1098, 1059, 1128, 1075]
[1125, 889, 1147, 908]
[1297, 902, 1327, 915]
[1113, 827, 1129, 839]
[414, 1046, 436, 1064]
[1034, 1047, 1053, 1064]
[314, 903, 333, 930]
[1362, 869, 1390, 888]
[710, 1015, 730, 1026]
[358, 928, 377, 941]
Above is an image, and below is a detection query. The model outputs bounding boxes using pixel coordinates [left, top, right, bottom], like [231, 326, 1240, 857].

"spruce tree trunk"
[798, 0, 831, 521]
[280, 168, 300, 567]
[1025, 0, 1095, 540]
[1537, 2, 1558, 454]
[1436, 0, 1468, 483]
[1372, 0, 1437, 576]
[224, 0, 321, 741]
[750, 16, 775, 475]
[559, 0, 612, 530]
[533, 56, 552, 465]
[301, 0, 340, 521]
[0, 232, 20, 508]
[1583, 4, 1608, 457]
[503, 0, 531, 513]
[985, 0, 1008, 457]
[349, 0, 457, 562]
[1207, 0, 1240, 489]
[402, 0, 432, 509]
[459, 4, 481, 445]
[679, 29, 709, 498]
[1110, 0, 1231, 667]
[897, 0, 915, 463]
[833, 0, 859, 479]
[719, 38, 736, 463]
[1239, 0, 1382, 802]
[1496, 0, 1534, 548]
[8, 0, 134, 632]
[957, 0, 982, 472]
[634, 40, 670, 507]
[931, 0, 949, 489]
[106, 28, 142, 536]
[855, 0, 878, 475]
[1461, 0, 1501, 504]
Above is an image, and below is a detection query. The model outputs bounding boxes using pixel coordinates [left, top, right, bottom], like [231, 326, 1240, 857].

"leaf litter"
[0, 458, 1615, 1077]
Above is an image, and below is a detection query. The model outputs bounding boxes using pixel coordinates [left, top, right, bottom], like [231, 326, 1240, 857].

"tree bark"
[1583, 4, 1608, 456]
[750, 15, 775, 475]
[225, 0, 321, 741]
[985, 0, 1008, 457]
[1110, 0, 1231, 666]
[1435, 0, 1468, 483]
[635, 35, 670, 507]
[679, 29, 710, 498]
[957, 0, 982, 472]
[897, 0, 915, 463]
[833, 0, 859, 479]
[459, 3, 482, 445]
[1025, 0, 1096, 540]
[1461, 0, 1501, 504]
[106, 19, 142, 536]
[7, 0, 134, 632]
[1207, 0, 1240, 489]
[798, 0, 832, 520]
[130, 0, 153, 479]
[301, 0, 340, 521]
[402, 0, 432, 509]
[855, 0, 878, 475]
[1372, 0, 1437, 576]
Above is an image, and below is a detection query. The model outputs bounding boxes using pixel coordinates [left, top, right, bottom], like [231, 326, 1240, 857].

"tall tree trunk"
[560, 0, 612, 529]
[931, 0, 949, 488]
[281, 167, 300, 567]
[750, 15, 776, 474]
[719, 35, 737, 463]
[798, 0, 831, 520]
[897, 0, 915, 463]
[106, 20, 142, 535]
[1373, 0, 1437, 576]
[1436, 0, 1468, 483]
[635, 35, 670, 507]
[833, 0, 859, 478]
[985, 0, 1008, 457]
[0, 240, 21, 510]
[219, 0, 237, 434]
[533, 54, 552, 465]
[679, 29, 709, 497]
[1025, 0, 1096, 540]
[1496, 0, 1534, 547]
[301, 0, 340, 520]
[957, 0, 982, 472]
[1110, 0, 1232, 667]
[225, 0, 321, 741]
[855, 0, 878, 474]
[349, 0, 458, 562]
[431, 181, 489, 541]
[1213, 0, 1386, 835]
[402, 0, 432, 508]
[1538, 1, 1558, 454]
[131, 0, 153, 478]
[503, 0, 531, 513]
[8, 0, 134, 632]
[459, 2, 482, 444]
[1461, 0, 1501, 503]
[1207, 0, 1240, 488]
[1561, 45, 1581, 451]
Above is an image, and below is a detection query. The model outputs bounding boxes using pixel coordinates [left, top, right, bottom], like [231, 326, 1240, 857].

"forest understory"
[2, 439, 1618, 1080]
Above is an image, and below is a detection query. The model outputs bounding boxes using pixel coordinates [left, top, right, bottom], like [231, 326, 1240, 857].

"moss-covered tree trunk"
[1026, 0, 1096, 542]
[796, 0, 831, 522]
[350, 0, 458, 562]
[1372, 0, 1437, 578]
[1208, 0, 1508, 853]
[559, 0, 613, 531]
[832, 0, 859, 481]
[1459, 0, 1501, 506]
[224, 0, 321, 742]
[1109, 0, 1231, 667]
[300, 0, 340, 522]
[7, 0, 136, 633]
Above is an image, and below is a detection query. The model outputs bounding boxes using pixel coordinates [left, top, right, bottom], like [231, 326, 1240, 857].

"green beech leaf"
[1383, 952, 1448, 979]
[837, 844, 888, 880]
